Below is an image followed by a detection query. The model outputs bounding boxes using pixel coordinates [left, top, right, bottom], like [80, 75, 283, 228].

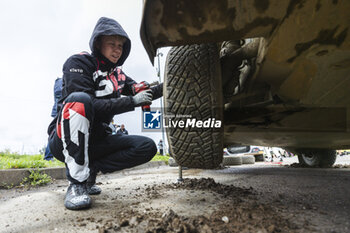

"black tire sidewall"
[297, 149, 336, 167]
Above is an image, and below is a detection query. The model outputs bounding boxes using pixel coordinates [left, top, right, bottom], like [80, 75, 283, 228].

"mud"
[94, 178, 302, 233]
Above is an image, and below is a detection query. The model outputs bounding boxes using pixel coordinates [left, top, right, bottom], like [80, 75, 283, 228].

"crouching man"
[47, 17, 162, 210]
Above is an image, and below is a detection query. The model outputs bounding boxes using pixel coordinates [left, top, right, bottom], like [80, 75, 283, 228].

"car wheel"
[164, 43, 223, 169]
[319, 150, 337, 167]
[297, 149, 337, 168]
[242, 155, 255, 164]
[255, 154, 265, 162]
[223, 156, 243, 166]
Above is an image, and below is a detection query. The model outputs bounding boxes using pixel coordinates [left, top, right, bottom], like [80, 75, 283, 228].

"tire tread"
[164, 44, 223, 168]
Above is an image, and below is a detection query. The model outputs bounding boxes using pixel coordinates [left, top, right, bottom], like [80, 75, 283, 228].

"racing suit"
[47, 17, 161, 184]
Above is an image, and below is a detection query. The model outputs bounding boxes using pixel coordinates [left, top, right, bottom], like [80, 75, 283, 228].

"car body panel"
[141, 0, 289, 61]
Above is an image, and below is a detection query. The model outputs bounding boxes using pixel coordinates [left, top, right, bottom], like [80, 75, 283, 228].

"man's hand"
[132, 89, 153, 107]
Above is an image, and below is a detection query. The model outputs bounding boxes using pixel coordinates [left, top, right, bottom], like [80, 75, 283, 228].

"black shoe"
[87, 168, 102, 195]
[87, 183, 102, 195]
[64, 183, 91, 210]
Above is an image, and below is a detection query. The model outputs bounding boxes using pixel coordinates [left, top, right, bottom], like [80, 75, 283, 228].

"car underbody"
[140, 0, 350, 168]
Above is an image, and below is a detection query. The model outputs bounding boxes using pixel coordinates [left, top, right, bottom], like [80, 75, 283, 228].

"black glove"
[132, 89, 153, 107]
[151, 82, 163, 100]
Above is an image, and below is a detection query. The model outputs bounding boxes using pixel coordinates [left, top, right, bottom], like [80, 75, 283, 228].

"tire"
[227, 146, 250, 154]
[164, 43, 223, 168]
[297, 149, 337, 168]
[255, 154, 265, 162]
[319, 150, 337, 167]
[223, 156, 243, 166]
[242, 155, 255, 164]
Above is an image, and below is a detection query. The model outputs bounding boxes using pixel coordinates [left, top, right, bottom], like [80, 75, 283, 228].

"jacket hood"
[89, 17, 131, 66]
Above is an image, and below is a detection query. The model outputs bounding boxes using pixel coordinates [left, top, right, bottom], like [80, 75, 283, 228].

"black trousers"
[49, 92, 157, 183]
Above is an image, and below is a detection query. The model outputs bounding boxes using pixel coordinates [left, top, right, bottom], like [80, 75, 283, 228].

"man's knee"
[142, 137, 157, 161]
[65, 92, 92, 106]
[63, 92, 94, 120]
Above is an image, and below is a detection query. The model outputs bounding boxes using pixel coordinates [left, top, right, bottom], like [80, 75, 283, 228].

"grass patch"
[152, 153, 170, 164]
[0, 151, 169, 169]
[1, 169, 53, 189]
[0, 151, 64, 169]
[21, 169, 53, 187]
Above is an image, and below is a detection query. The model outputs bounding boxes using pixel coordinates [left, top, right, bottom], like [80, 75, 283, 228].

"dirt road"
[1, 156, 350, 233]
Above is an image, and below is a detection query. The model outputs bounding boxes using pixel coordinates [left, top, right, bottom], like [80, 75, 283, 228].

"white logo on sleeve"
[69, 68, 83, 73]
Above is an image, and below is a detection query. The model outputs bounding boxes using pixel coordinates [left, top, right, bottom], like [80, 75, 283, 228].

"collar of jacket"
[93, 51, 117, 73]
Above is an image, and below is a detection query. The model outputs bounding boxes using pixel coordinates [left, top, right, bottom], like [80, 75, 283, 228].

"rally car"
[140, 0, 350, 168]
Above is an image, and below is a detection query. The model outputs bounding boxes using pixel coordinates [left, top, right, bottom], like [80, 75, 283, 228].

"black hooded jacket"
[48, 17, 162, 139]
